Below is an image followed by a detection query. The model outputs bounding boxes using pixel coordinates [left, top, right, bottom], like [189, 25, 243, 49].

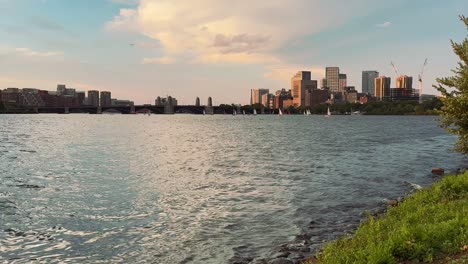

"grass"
[309, 171, 468, 264]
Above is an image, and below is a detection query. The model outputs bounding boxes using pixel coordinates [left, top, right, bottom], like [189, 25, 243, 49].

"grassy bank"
[310, 171, 468, 264]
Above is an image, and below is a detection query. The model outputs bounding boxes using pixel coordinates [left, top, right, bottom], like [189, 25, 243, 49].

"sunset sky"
[0, 0, 466, 104]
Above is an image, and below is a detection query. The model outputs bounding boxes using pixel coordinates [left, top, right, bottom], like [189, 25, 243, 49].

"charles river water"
[0, 115, 466, 263]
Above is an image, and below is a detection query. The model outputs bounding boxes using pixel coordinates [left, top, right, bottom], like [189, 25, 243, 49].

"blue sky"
[0, 0, 466, 104]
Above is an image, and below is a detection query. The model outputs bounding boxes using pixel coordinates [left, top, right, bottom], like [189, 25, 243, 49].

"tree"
[434, 16, 468, 154]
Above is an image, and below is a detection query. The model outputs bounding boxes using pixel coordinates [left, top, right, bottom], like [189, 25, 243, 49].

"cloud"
[107, 0, 376, 65]
[30, 16, 65, 32]
[264, 64, 325, 82]
[376, 21, 392, 28]
[109, 0, 139, 5]
[106, 8, 139, 32]
[142, 56, 175, 64]
[15, 47, 63, 57]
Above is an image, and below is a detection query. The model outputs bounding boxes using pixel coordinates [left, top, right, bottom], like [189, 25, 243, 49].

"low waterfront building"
[344, 86, 358, 103]
[304, 88, 329, 107]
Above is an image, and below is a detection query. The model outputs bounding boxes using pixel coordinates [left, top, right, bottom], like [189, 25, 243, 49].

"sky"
[0, 0, 466, 105]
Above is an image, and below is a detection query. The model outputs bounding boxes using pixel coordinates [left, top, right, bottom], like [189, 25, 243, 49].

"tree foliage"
[434, 16, 468, 154]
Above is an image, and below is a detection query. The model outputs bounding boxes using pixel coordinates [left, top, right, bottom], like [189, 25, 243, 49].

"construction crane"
[390, 61, 400, 77]
[418, 58, 428, 104]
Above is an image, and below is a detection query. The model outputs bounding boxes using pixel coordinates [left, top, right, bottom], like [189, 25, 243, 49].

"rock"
[230, 256, 254, 264]
[288, 252, 304, 260]
[432, 168, 445, 176]
[272, 252, 290, 259]
[250, 259, 268, 264]
[280, 243, 310, 253]
[386, 199, 398, 207]
[268, 258, 293, 264]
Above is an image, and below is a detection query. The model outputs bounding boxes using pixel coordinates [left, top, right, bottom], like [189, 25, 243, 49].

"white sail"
[327, 106, 331, 116]
[233, 110, 237, 116]
[242, 110, 246, 115]
[279, 109, 283, 116]
[203, 110, 206, 115]
[253, 109, 257, 115]
[307, 109, 311, 116]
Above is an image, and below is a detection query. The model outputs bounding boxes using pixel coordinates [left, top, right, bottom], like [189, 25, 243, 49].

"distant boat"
[203, 110, 206, 115]
[279, 108, 283, 116]
[242, 110, 246, 115]
[306, 109, 311, 116]
[233, 110, 237, 116]
[253, 109, 257, 115]
[326, 106, 331, 117]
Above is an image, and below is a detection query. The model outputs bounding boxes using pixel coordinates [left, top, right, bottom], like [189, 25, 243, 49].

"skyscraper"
[250, 88, 269, 105]
[87, 90, 99, 107]
[396, 75, 413, 89]
[100, 91, 112, 107]
[339, 74, 347, 92]
[362, 71, 379, 95]
[374, 76, 391, 101]
[326, 67, 340, 93]
[291, 71, 317, 107]
[195, 97, 200, 106]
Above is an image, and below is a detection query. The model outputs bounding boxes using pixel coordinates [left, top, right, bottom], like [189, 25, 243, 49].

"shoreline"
[237, 167, 467, 264]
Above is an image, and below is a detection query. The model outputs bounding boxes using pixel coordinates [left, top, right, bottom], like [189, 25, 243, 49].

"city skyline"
[0, 0, 466, 105]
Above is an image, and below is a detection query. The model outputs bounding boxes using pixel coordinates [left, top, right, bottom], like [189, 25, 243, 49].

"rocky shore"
[230, 167, 466, 264]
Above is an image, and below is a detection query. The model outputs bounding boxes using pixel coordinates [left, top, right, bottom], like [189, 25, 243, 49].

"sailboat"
[233, 109, 237, 116]
[306, 109, 311, 116]
[279, 108, 283, 116]
[203, 110, 206, 115]
[242, 110, 246, 115]
[326, 106, 331, 117]
[253, 109, 257, 115]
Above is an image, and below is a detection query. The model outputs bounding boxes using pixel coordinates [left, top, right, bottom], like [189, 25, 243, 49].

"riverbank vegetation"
[222, 98, 443, 115]
[309, 171, 468, 264]
[435, 15, 468, 154]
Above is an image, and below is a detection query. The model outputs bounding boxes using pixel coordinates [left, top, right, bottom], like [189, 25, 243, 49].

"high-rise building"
[195, 97, 200, 106]
[291, 71, 317, 107]
[100, 91, 112, 107]
[76, 91, 85, 106]
[268, 94, 276, 109]
[207, 97, 212, 107]
[362, 71, 379, 95]
[274, 88, 293, 110]
[326, 67, 340, 93]
[261, 93, 270, 108]
[396, 75, 413, 89]
[155, 96, 162, 106]
[87, 90, 99, 107]
[339, 74, 347, 92]
[374, 76, 391, 101]
[320, 78, 327, 89]
[57, 84, 66, 95]
[250, 88, 269, 105]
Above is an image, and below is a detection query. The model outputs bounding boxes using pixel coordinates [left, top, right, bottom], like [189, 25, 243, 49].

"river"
[0, 115, 466, 263]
